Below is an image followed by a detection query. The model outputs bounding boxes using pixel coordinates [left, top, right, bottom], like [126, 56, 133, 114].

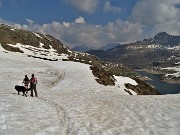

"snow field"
[0, 45, 180, 135]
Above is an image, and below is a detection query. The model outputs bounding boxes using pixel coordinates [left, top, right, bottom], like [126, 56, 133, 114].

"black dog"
[15, 85, 30, 97]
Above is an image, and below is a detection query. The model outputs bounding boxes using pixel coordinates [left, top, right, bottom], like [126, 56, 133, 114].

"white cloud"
[9, 17, 142, 49]
[25, 18, 34, 26]
[153, 21, 180, 36]
[34, 21, 65, 38]
[103, 1, 122, 13]
[103, 20, 143, 42]
[65, 0, 99, 13]
[63, 22, 70, 28]
[130, 0, 180, 25]
[14, 23, 23, 29]
[74, 16, 85, 24]
[62, 19, 142, 48]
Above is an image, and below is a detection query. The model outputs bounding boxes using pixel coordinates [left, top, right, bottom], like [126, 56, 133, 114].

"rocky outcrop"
[125, 78, 161, 95]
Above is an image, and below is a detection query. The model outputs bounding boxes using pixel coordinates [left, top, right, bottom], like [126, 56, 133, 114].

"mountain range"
[87, 32, 180, 68]
[87, 32, 180, 84]
[72, 45, 94, 52]
[72, 43, 120, 52]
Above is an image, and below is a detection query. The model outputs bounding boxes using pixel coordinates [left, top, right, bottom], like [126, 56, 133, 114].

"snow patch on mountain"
[147, 44, 161, 49]
[10, 28, 15, 31]
[32, 32, 43, 39]
[165, 45, 180, 50]
[7, 43, 69, 60]
[163, 66, 180, 78]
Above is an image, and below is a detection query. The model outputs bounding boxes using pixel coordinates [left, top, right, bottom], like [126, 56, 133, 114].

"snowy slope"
[163, 66, 180, 78]
[0, 45, 180, 135]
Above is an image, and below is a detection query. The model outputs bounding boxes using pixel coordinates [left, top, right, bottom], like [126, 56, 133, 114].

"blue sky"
[1, 0, 137, 24]
[0, 0, 180, 48]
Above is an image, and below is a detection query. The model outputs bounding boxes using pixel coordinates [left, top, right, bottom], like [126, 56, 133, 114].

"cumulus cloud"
[32, 21, 65, 39]
[25, 18, 34, 26]
[64, 0, 99, 13]
[103, 1, 122, 13]
[62, 19, 142, 48]
[74, 16, 85, 24]
[63, 22, 70, 28]
[153, 21, 180, 36]
[9, 17, 142, 48]
[130, 0, 180, 25]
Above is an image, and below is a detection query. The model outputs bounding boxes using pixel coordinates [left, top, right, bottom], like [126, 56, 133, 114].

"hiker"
[22, 75, 29, 89]
[29, 74, 38, 97]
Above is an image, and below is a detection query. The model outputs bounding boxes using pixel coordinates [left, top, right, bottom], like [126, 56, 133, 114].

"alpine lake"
[136, 70, 180, 95]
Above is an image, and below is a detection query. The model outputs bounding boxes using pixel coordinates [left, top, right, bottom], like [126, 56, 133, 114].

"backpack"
[24, 77, 29, 83]
[31, 77, 37, 85]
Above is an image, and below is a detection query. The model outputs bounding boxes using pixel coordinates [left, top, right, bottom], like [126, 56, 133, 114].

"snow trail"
[0, 52, 66, 134]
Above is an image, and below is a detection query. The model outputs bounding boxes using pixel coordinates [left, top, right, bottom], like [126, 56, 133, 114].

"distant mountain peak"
[72, 45, 93, 52]
[152, 32, 180, 47]
[99, 43, 121, 51]
[154, 32, 169, 39]
[156, 32, 168, 36]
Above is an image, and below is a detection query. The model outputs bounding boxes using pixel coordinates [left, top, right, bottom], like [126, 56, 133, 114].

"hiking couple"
[22, 74, 38, 97]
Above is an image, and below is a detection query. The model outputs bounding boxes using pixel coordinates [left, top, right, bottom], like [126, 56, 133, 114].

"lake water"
[136, 71, 180, 95]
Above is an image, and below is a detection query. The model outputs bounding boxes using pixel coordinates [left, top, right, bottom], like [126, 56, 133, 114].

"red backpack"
[31, 77, 37, 84]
